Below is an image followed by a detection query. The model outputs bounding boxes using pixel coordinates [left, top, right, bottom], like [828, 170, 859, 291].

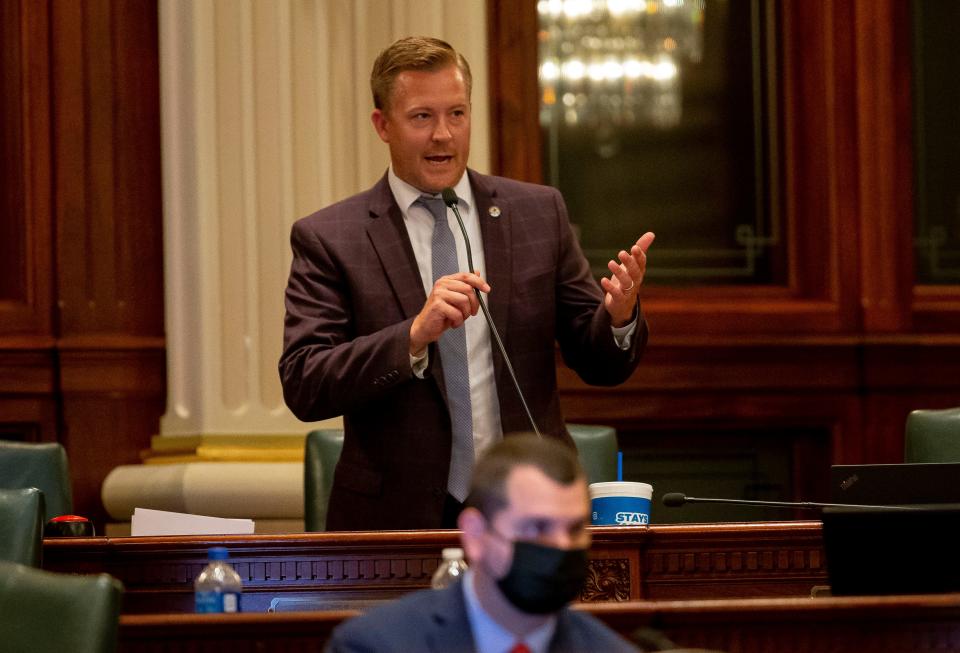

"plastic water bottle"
[194, 546, 243, 613]
[431, 547, 468, 589]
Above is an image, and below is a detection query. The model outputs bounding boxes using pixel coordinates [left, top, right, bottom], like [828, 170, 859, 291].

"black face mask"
[495, 540, 589, 614]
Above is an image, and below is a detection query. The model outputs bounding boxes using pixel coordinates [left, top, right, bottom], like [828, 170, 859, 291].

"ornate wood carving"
[46, 522, 829, 613]
[582, 558, 631, 602]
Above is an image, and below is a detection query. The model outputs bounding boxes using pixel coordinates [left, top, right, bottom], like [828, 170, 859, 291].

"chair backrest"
[0, 488, 44, 567]
[302, 426, 616, 529]
[0, 561, 123, 653]
[0, 441, 73, 518]
[567, 423, 619, 485]
[304, 429, 345, 532]
[905, 408, 960, 463]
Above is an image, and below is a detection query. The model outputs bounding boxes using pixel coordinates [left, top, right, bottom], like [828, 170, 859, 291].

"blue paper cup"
[590, 481, 653, 526]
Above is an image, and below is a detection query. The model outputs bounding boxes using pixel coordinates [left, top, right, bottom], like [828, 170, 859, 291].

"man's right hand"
[409, 271, 490, 355]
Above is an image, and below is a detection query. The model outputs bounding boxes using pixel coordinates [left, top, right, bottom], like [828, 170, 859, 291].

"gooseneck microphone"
[441, 187, 541, 437]
[662, 492, 916, 511]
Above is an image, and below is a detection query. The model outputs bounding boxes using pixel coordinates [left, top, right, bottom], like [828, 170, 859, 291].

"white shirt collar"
[387, 166, 474, 214]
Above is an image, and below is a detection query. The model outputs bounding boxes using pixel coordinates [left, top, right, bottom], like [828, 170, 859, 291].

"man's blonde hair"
[370, 36, 472, 111]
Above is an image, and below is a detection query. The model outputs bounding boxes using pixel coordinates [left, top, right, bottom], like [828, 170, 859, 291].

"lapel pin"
[488, 206, 501, 218]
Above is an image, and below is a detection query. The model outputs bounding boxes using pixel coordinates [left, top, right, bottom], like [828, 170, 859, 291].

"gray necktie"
[418, 196, 474, 501]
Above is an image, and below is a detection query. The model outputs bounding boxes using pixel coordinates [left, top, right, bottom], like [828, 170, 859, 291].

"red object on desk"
[45, 515, 96, 537]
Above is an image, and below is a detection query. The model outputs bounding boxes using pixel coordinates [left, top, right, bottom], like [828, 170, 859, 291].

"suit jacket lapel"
[549, 608, 585, 652]
[470, 170, 512, 387]
[366, 173, 449, 400]
[424, 581, 477, 653]
[366, 174, 429, 321]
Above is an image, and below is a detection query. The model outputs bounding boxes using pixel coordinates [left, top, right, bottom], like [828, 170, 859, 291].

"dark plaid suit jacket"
[279, 170, 647, 530]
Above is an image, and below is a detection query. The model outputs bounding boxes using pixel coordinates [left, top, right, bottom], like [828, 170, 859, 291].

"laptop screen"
[829, 462, 960, 505]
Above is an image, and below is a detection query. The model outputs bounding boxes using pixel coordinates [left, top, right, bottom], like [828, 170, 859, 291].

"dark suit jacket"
[280, 170, 647, 530]
[324, 580, 639, 653]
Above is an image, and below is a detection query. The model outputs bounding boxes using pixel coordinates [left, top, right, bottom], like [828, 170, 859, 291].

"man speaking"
[279, 36, 654, 531]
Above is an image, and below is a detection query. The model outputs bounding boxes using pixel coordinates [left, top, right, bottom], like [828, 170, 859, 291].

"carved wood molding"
[46, 523, 828, 612]
[582, 558, 631, 602]
[118, 554, 443, 592]
[645, 546, 823, 580]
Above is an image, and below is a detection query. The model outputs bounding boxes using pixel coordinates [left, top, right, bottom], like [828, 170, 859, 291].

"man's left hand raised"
[601, 231, 655, 327]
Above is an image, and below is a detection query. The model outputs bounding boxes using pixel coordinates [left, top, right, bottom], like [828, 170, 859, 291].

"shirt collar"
[387, 166, 474, 214]
[462, 570, 557, 653]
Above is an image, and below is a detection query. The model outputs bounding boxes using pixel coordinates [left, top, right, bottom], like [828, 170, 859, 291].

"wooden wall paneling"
[0, 0, 27, 306]
[857, 337, 960, 461]
[109, 0, 165, 335]
[861, 336, 960, 391]
[826, 391, 867, 466]
[486, 0, 541, 184]
[0, 398, 57, 443]
[0, 345, 59, 443]
[776, 0, 859, 331]
[854, 0, 915, 333]
[49, 0, 165, 524]
[51, 0, 91, 336]
[0, 2, 57, 448]
[58, 343, 165, 524]
[914, 287, 960, 333]
[858, 393, 916, 464]
[0, 0, 53, 336]
[51, 0, 163, 337]
[558, 337, 861, 426]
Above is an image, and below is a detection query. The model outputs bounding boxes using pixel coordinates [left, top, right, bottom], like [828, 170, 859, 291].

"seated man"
[326, 434, 639, 652]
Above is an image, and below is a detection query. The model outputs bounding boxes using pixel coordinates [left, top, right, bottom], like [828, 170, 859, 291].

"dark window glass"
[913, 0, 960, 284]
[538, 0, 784, 285]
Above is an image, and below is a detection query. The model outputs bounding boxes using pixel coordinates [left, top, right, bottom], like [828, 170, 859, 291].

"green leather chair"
[0, 561, 123, 653]
[0, 442, 73, 519]
[303, 424, 619, 529]
[0, 488, 44, 567]
[304, 429, 345, 532]
[567, 423, 619, 484]
[905, 407, 960, 463]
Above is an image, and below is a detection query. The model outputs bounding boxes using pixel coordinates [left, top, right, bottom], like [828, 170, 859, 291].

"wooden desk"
[118, 594, 960, 653]
[45, 521, 827, 613]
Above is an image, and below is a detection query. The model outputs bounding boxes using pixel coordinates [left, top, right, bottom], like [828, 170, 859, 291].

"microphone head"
[662, 492, 687, 507]
[441, 187, 459, 207]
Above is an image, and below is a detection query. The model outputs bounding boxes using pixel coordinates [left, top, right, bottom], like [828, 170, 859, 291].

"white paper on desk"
[131, 508, 255, 536]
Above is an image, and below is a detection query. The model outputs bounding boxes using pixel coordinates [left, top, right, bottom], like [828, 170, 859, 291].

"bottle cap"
[441, 547, 464, 560]
[208, 546, 230, 560]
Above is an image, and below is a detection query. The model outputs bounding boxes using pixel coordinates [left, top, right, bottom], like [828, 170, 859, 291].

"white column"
[158, 0, 490, 438]
[105, 0, 490, 528]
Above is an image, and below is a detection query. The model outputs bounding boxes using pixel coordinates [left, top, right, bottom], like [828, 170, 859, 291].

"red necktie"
[509, 644, 531, 653]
